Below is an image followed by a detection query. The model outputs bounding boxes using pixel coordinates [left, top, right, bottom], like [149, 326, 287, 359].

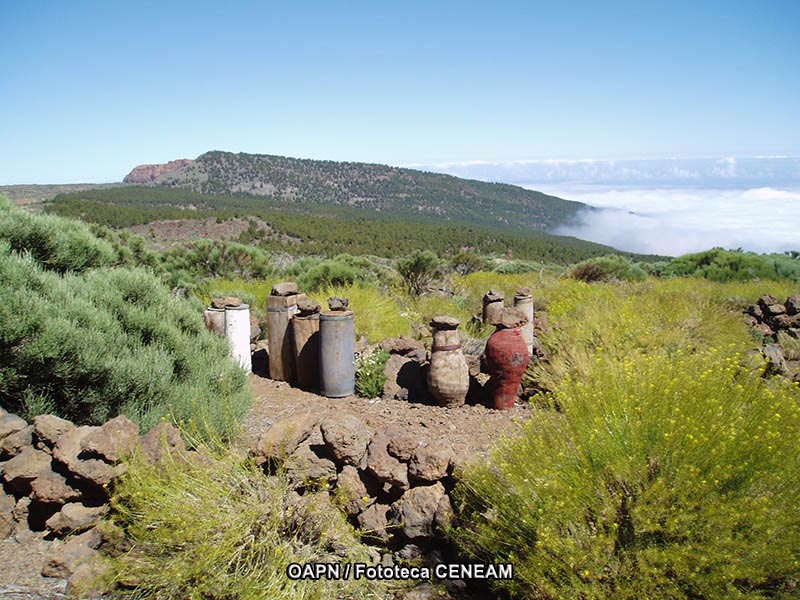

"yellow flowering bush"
[452, 347, 800, 599]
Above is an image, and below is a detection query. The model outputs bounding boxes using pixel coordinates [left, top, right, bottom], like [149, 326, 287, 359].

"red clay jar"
[485, 326, 530, 410]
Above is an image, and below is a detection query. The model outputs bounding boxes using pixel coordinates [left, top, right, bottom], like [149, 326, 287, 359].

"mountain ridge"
[122, 150, 587, 232]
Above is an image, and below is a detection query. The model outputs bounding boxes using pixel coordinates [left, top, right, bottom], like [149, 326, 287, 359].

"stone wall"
[746, 294, 800, 381]
[0, 408, 186, 591]
[251, 413, 463, 572]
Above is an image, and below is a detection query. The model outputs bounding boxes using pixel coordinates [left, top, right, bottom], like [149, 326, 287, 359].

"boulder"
[381, 337, 427, 362]
[778, 331, 800, 361]
[766, 303, 787, 317]
[786, 295, 800, 316]
[385, 427, 420, 462]
[0, 413, 27, 444]
[757, 294, 779, 312]
[357, 503, 391, 542]
[13, 496, 31, 524]
[53, 425, 97, 468]
[46, 503, 108, 535]
[140, 422, 186, 464]
[408, 443, 455, 483]
[53, 425, 118, 487]
[755, 323, 775, 338]
[33, 414, 75, 449]
[365, 434, 409, 491]
[42, 526, 102, 578]
[285, 443, 337, 484]
[774, 314, 800, 330]
[747, 303, 764, 320]
[763, 344, 787, 376]
[336, 465, 375, 516]
[383, 354, 430, 402]
[81, 415, 140, 463]
[1, 447, 51, 494]
[0, 424, 33, 459]
[30, 470, 82, 504]
[389, 482, 447, 540]
[66, 560, 112, 597]
[254, 415, 319, 462]
[320, 415, 371, 466]
[434, 493, 454, 531]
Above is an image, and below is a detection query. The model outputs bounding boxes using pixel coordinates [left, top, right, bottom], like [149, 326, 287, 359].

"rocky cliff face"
[123, 159, 194, 184]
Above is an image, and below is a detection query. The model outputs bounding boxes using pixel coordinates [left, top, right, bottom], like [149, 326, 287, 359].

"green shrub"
[570, 254, 648, 282]
[0, 198, 117, 272]
[570, 261, 607, 282]
[160, 239, 276, 287]
[0, 247, 250, 439]
[355, 349, 390, 398]
[492, 260, 542, 275]
[449, 250, 486, 276]
[396, 250, 441, 295]
[453, 348, 800, 600]
[104, 444, 390, 600]
[663, 248, 800, 282]
[296, 259, 359, 291]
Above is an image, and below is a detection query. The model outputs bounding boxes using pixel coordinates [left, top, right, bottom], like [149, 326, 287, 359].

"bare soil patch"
[243, 375, 532, 464]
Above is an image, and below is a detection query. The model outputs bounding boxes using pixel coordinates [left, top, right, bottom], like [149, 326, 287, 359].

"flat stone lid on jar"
[491, 307, 528, 328]
[297, 299, 321, 316]
[430, 315, 460, 330]
[483, 289, 504, 302]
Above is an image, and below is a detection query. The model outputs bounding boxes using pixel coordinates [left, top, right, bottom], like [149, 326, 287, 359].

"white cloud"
[544, 185, 800, 256]
[410, 156, 800, 187]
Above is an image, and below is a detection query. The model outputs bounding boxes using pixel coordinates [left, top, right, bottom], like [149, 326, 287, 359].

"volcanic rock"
[389, 482, 447, 539]
[321, 415, 371, 466]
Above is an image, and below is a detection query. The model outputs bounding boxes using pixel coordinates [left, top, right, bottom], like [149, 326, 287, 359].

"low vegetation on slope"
[452, 277, 800, 600]
[105, 446, 391, 600]
[0, 199, 250, 438]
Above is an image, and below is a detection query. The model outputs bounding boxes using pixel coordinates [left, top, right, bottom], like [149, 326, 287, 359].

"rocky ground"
[244, 376, 532, 463]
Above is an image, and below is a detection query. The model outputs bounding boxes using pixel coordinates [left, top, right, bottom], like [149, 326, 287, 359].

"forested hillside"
[126, 150, 586, 232]
[47, 186, 658, 264]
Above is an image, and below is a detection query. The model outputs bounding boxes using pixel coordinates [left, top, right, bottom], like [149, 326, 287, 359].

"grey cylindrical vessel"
[514, 290, 535, 354]
[203, 307, 226, 336]
[319, 310, 355, 397]
[267, 295, 297, 381]
[292, 313, 320, 391]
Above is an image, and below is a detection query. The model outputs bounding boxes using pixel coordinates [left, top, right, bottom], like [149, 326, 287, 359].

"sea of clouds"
[416, 156, 800, 257]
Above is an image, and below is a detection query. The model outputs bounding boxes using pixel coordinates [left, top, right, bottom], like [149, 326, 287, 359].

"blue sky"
[1, 0, 798, 184]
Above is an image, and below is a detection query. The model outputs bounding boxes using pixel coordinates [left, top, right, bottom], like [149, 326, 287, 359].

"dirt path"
[243, 375, 533, 464]
[0, 531, 67, 599]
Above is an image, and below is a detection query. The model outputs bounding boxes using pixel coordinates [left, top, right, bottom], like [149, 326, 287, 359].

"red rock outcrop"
[123, 159, 193, 184]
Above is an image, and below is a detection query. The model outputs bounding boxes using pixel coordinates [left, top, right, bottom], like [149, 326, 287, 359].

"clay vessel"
[485, 317, 530, 410]
[427, 316, 469, 407]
